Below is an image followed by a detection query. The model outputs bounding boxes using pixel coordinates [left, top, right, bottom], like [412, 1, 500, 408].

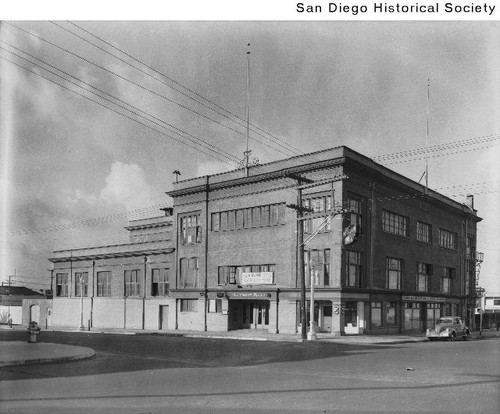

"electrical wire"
[0, 55, 239, 167]
[4, 21, 293, 158]
[59, 20, 304, 157]
[0, 42, 240, 164]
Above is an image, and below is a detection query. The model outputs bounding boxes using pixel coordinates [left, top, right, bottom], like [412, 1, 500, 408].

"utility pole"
[287, 174, 349, 341]
[286, 174, 314, 341]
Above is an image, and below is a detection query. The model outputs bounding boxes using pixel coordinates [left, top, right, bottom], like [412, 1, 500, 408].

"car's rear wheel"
[462, 330, 470, 340]
[449, 332, 457, 341]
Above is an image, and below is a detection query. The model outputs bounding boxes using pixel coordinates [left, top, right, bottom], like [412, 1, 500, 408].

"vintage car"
[426, 316, 470, 341]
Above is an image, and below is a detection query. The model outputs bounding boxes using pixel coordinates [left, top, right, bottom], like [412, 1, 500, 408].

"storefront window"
[427, 303, 441, 328]
[371, 301, 382, 328]
[386, 302, 397, 326]
[344, 301, 357, 327]
[404, 302, 421, 330]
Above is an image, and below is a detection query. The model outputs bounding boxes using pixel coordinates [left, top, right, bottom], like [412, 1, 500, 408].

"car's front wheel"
[449, 332, 457, 341]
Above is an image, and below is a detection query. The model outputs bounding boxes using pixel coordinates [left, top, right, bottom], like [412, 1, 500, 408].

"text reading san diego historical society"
[296, 2, 496, 15]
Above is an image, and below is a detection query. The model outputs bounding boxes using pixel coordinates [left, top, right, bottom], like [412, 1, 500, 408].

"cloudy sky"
[0, 19, 499, 293]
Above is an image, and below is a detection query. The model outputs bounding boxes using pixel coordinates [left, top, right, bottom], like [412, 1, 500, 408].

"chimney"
[466, 194, 474, 209]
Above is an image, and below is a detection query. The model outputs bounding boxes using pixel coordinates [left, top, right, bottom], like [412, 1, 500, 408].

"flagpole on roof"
[244, 43, 251, 177]
[425, 78, 430, 193]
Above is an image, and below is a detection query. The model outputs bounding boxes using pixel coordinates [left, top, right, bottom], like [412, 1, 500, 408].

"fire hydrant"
[27, 321, 41, 343]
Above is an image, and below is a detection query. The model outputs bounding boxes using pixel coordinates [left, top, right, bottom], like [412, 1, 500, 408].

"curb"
[0, 350, 96, 368]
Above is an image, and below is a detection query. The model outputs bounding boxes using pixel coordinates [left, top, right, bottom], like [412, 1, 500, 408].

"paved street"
[0, 330, 499, 413]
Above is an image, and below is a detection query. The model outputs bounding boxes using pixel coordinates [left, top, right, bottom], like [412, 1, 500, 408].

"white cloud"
[99, 161, 153, 210]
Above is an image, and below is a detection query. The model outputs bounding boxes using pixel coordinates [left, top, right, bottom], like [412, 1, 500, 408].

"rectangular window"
[386, 302, 397, 326]
[345, 251, 362, 287]
[416, 263, 432, 292]
[180, 299, 198, 312]
[96, 271, 111, 297]
[441, 267, 454, 294]
[218, 266, 229, 285]
[439, 229, 457, 250]
[261, 205, 270, 227]
[152, 268, 169, 296]
[270, 204, 279, 225]
[124, 269, 141, 297]
[228, 210, 236, 230]
[235, 209, 244, 229]
[416, 221, 432, 244]
[404, 302, 421, 330]
[180, 213, 202, 244]
[179, 258, 199, 288]
[347, 198, 363, 233]
[211, 212, 220, 231]
[220, 211, 228, 231]
[55, 273, 69, 297]
[493, 299, 500, 306]
[324, 249, 330, 286]
[75, 272, 89, 297]
[252, 207, 261, 227]
[208, 299, 223, 313]
[386, 257, 403, 290]
[382, 210, 408, 237]
[371, 302, 382, 328]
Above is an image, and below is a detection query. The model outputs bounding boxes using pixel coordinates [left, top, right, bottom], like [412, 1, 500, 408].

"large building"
[49, 147, 481, 335]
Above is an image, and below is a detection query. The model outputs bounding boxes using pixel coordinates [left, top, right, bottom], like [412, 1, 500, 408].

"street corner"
[0, 341, 95, 367]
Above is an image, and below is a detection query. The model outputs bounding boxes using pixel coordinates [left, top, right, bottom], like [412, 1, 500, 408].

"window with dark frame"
[180, 213, 202, 244]
[96, 271, 111, 297]
[124, 269, 141, 297]
[152, 268, 170, 296]
[441, 266, 455, 294]
[416, 221, 432, 244]
[382, 210, 408, 237]
[212, 203, 286, 232]
[345, 250, 362, 287]
[386, 257, 403, 290]
[180, 299, 198, 312]
[416, 262, 432, 292]
[347, 197, 363, 233]
[217, 264, 276, 285]
[439, 228, 457, 250]
[55, 273, 68, 297]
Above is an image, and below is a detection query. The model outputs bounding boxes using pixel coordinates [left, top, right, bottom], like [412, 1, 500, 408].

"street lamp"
[307, 270, 318, 341]
[79, 274, 84, 331]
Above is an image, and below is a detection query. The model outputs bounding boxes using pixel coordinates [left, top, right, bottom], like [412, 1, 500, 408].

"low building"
[49, 208, 175, 330]
[477, 292, 500, 328]
[0, 286, 47, 326]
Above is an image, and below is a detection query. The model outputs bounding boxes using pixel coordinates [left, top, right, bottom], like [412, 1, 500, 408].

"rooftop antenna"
[425, 78, 430, 193]
[244, 43, 251, 177]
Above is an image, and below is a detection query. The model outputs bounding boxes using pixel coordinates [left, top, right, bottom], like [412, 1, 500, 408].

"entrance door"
[159, 305, 169, 330]
[30, 305, 40, 323]
[321, 304, 332, 332]
[254, 301, 269, 329]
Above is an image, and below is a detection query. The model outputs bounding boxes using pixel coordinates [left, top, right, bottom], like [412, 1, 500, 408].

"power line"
[0, 42, 240, 164]
[5, 21, 293, 158]
[60, 20, 304, 157]
[0, 55, 239, 167]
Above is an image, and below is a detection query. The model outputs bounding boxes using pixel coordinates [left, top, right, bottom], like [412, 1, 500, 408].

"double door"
[232, 300, 269, 330]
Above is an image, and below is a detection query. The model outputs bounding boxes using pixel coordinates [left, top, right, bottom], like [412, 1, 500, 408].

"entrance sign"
[241, 272, 274, 285]
[402, 296, 446, 302]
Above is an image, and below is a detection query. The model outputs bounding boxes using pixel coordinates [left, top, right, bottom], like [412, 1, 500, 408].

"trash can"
[27, 321, 41, 343]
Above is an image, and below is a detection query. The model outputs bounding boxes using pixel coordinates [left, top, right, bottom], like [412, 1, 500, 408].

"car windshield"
[437, 318, 453, 324]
